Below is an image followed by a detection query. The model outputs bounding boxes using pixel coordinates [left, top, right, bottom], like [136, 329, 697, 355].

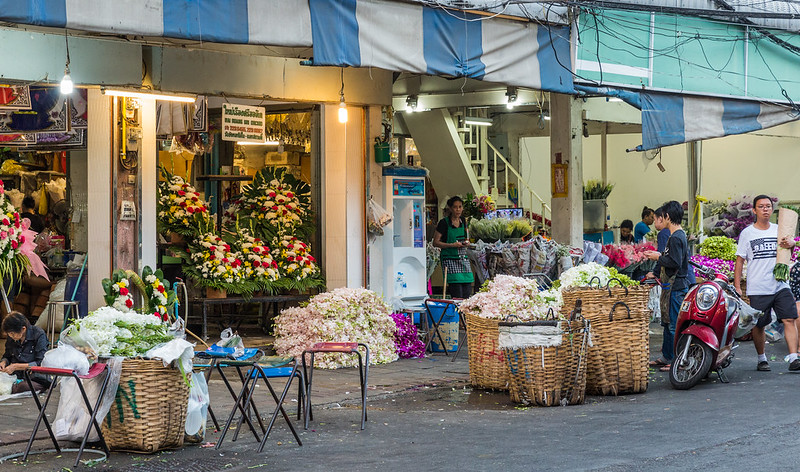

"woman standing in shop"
[433, 196, 474, 299]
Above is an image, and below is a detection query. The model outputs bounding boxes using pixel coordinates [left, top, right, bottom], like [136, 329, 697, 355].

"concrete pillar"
[86, 89, 113, 308]
[549, 93, 584, 248]
[320, 104, 365, 289]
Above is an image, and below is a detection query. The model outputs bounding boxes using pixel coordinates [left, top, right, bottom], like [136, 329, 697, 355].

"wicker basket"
[101, 358, 190, 453]
[585, 301, 649, 395]
[561, 280, 650, 395]
[502, 318, 590, 407]
[464, 313, 508, 390]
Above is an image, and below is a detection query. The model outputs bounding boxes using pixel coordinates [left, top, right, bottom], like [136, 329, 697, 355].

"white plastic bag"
[42, 343, 90, 376]
[0, 372, 15, 396]
[53, 357, 123, 442]
[145, 338, 195, 374]
[367, 199, 392, 236]
[218, 328, 244, 358]
[61, 322, 100, 360]
[185, 372, 210, 441]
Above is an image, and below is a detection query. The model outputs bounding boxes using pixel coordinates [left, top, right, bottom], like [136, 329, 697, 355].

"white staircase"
[401, 109, 551, 230]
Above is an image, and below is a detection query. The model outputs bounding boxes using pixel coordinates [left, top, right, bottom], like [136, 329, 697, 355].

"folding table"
[423, 298, 467, 361]
[195, 347, 266, 434]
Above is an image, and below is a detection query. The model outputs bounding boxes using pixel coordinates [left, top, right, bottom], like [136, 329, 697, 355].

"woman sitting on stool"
[1, 312, 50, 393]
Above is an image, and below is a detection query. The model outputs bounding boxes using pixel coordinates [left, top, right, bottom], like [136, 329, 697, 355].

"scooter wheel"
[669, 335, 713, 390]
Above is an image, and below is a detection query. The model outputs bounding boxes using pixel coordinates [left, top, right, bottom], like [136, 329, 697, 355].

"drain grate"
[117, 456, 241, 472]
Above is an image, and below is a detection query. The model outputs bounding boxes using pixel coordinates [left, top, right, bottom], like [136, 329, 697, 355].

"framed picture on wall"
[551, 163, 568, 198]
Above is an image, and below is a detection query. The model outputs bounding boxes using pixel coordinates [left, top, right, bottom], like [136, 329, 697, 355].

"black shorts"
[748, 288, 798, 328]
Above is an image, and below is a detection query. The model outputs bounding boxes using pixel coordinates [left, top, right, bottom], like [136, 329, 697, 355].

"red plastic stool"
[22, 363, 111, 467]
[302, 342, 369, 430]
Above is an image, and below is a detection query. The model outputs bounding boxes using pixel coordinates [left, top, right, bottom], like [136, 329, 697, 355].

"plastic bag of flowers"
[273, 287, 398, 369]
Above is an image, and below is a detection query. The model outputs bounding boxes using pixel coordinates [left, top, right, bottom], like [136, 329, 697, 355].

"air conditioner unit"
[265, 151, 300, 166]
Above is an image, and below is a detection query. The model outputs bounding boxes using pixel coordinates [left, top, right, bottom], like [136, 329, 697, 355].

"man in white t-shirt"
[734, 195, 800, 372]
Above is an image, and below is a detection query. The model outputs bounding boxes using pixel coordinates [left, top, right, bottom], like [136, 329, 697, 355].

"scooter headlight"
[695, 285, 720, 311]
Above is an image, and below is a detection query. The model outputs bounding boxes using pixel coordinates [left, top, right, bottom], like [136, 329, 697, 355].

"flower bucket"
[464, 313, 508, 390]
[169, 232, 185, 244]
[206, 287, 227, 299]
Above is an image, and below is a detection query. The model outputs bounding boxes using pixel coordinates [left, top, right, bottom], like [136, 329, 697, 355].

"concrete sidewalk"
[0, 350, 470, 449]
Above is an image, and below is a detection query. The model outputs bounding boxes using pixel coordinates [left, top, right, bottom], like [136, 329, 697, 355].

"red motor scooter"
[669, 260, 764, 389]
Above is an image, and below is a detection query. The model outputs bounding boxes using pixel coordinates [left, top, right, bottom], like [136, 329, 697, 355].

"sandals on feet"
[649, 358, 669, 367]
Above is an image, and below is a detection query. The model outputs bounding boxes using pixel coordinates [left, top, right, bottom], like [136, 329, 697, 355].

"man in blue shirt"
[634, 206, 655, 242]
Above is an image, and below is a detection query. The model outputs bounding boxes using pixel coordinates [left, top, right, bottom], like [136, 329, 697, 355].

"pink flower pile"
[273, 288, 398, 369]
[459, 274, 563, 320]
[602, 242, 655, 269]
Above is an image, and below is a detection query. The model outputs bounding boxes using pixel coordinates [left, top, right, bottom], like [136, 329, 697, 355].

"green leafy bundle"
[698, 236, 737, 261]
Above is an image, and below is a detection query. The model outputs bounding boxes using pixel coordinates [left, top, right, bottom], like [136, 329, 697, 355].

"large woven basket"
[102, 358, 190, 453]
[502, 318, 590, 407]
[561, 280, 650, 395]
[464, 313, 508, 390]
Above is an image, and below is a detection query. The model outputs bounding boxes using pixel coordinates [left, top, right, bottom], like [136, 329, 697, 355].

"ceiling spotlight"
[406, 95, 419, 112]
[506, 86, 518, 109]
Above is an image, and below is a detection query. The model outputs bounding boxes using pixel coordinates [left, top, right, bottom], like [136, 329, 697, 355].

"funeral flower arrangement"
[459, 274, 564, 320]
[157, 168, 211, 237]
[142, 266, 178, 321]
[183, 232, 260, 295]
[273, 288, 398, 369]
[236, 230, 280, 290]
[102, 267, 178, 320]
[271, 235, 324, 291]
[233, 167, 313, 239]
[62, 306, 174, 358]
[102, 270, 135, 312]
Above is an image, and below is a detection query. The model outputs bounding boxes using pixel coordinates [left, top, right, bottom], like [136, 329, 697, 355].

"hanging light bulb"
[338, 94, 348, 123]
[337, 68, 348, 123]
[60, 67, 73, 95]
[60, 32, 73, 95]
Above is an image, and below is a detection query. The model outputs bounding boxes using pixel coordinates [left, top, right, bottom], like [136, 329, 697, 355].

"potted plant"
[583, 180, 614, 233]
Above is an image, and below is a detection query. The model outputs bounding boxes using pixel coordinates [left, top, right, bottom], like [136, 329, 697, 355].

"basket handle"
[569, 299, 583, 322]
[609, 301, 631, 321]
[606, 278, 629, 296]
[545, 307, 558, 321]
[588, 276, 603, 288]
[503, 314, 523, 323]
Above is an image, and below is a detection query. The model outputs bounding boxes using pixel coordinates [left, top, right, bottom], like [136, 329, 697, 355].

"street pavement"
[2, 325, 800, 471]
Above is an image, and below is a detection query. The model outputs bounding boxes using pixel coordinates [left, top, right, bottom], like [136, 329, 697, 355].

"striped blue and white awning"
[0, 0, 312, 47]
[576, 85, 799, 150]
[308, 0, 574, 94]
[639, 93, 799, 150]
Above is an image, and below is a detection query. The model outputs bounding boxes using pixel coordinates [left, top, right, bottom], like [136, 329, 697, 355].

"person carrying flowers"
[644, 201, 691, 372]
[433, 196, 474, 299]
[735, 195, 800, 372]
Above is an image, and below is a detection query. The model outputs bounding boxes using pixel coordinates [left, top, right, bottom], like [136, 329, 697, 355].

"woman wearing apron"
[432, 196, 474, 299]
